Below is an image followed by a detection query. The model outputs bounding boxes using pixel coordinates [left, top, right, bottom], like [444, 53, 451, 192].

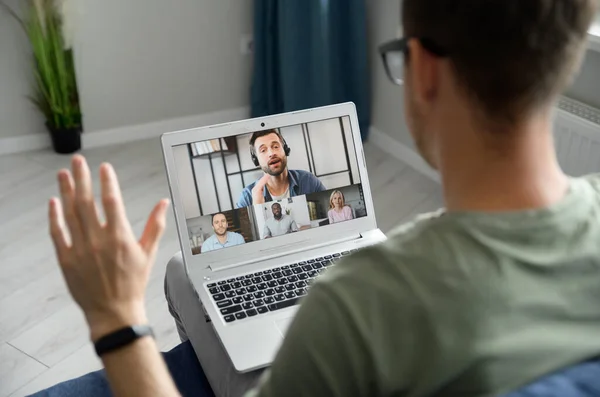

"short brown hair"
[211, 212, 226, 224]
[249, 129, 285, 155]
[402, 0, 597, 124]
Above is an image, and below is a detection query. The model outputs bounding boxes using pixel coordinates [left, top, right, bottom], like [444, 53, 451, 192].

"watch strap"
[94, 325, 154, 357]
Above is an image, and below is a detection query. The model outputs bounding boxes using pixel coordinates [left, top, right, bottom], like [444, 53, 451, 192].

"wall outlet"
[241, 34, 254, 55]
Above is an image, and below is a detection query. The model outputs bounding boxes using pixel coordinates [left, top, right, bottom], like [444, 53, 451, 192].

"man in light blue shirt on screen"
[201, 213, 246, 253]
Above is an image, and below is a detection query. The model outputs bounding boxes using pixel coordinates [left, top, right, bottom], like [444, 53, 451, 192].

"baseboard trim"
[0, 134, 51, 156]
[369, 127, 440, 183]
[0, 107, 250, 156]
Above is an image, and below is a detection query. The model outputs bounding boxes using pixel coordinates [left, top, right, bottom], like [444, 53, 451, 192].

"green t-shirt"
[246, 175, 600, 397]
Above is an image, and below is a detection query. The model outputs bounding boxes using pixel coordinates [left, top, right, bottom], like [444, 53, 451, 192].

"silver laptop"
[161, 102, 386, 372]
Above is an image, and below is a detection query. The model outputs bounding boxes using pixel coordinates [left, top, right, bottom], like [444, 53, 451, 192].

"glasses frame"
[378, 37, 449, 86]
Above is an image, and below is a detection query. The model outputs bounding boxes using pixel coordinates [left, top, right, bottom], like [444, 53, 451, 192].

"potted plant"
[1, 0, 82, 154]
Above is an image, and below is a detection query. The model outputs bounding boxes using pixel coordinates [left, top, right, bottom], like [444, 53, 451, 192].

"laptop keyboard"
[205, 249, 359, 323]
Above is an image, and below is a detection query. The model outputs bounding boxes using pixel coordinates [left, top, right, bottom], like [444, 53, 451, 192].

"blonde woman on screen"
[328, 190, 354, 224]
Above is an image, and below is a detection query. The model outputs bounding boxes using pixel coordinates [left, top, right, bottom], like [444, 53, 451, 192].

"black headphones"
[250, 133, 291, 167]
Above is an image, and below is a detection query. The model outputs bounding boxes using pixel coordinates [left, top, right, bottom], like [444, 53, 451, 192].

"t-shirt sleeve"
[328, 209, 335, 224]
[243, 283, 375, 397]
[263, 223, 271, 238]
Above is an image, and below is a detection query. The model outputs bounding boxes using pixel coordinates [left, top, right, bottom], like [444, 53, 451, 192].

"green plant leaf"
[9, 0, 83, 131]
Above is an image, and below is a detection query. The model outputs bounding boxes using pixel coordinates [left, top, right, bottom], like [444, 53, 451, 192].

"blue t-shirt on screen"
[236, 169, 326, 208]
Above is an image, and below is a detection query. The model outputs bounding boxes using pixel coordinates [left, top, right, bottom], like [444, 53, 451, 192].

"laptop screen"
[172, 115, 368, 256]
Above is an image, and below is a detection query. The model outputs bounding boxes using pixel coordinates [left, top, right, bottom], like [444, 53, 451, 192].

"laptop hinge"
[208, 233, 362, 272]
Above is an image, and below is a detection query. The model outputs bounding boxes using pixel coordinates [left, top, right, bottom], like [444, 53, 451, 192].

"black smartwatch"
[94, 325, 154, 357]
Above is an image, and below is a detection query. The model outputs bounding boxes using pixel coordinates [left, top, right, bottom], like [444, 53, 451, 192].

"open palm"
[48, 155, 169, 341]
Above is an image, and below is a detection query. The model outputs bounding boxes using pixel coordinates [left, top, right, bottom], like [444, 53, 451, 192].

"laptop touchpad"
[274, 317, 293, 337]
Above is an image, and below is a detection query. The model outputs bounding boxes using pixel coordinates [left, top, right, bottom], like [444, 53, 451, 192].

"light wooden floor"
[0, 137, 442, 396]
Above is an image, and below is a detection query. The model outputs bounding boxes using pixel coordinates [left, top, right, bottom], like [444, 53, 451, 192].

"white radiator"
[555, 97, 600, 177]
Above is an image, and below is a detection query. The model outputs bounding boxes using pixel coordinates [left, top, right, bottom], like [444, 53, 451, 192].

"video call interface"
[173, 116, 367, 256]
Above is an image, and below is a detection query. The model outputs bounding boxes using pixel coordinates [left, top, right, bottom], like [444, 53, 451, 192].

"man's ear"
[407, 38, 440, 106]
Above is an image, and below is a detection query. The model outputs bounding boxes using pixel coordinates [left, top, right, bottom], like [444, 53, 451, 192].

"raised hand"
[251, 173, 271, 205]
[48, 155, 169, 341]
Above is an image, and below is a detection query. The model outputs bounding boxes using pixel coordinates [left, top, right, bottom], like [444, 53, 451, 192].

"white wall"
[72, 0, 253, 132]
[367, 0, 414, 148]
[0, 0, 46, 139]
[565, 49, 600, 109]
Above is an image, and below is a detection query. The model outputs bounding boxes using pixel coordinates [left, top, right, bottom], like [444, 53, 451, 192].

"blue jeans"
[29, 341, 214, 397]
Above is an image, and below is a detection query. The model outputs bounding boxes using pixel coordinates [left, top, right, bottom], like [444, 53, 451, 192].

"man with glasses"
[47, 1, 600, 396]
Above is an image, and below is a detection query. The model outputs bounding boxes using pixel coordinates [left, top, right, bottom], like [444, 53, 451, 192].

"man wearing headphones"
[236, 129, 326, 208]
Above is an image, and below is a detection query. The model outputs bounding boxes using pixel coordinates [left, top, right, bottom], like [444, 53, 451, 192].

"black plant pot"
[47, 123, 82, 154]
